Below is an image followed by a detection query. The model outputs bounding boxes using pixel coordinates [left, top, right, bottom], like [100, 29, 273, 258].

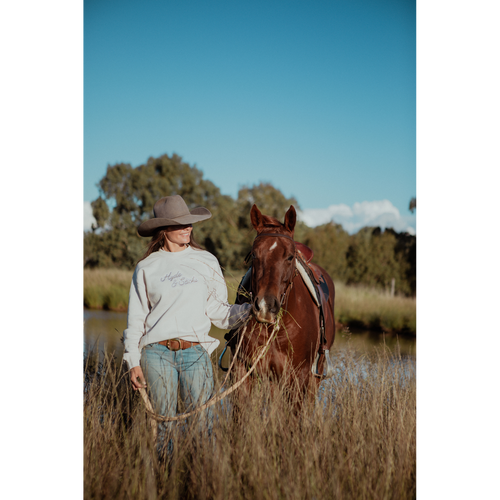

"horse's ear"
[250, 204, 264, 232]
[284, 205, 297, 235]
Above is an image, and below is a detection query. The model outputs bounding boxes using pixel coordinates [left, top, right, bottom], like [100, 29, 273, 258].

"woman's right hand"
[129, 365, 147, 391]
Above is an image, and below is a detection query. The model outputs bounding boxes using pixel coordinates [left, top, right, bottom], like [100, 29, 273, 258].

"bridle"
[249, 232, 299, 310]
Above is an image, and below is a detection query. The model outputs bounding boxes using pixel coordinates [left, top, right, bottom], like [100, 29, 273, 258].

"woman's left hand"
[129, 365, 147, 391]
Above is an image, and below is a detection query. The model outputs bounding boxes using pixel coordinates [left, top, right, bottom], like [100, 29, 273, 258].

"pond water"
[84, 309, 416, 367]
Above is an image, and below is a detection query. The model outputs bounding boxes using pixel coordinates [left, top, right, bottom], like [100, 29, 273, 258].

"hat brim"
[137, 207, 212, 237]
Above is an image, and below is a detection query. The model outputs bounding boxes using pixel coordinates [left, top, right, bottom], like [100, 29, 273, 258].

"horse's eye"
[287, 255, 294, 261]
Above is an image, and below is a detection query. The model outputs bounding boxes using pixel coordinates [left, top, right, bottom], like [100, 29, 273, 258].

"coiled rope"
[138, 313, 281, 424]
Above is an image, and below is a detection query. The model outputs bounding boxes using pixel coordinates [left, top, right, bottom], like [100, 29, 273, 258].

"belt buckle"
[166, 338, 181, 351]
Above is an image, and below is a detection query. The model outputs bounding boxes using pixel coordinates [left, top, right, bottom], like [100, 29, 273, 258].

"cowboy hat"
[137, 195, 212, 237]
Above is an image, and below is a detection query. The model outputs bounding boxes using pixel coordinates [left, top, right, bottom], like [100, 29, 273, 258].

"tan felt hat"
[137, 195, 211, 237]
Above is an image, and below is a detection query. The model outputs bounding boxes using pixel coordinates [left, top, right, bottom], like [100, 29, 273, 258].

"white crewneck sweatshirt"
[123, 246, 251, 369]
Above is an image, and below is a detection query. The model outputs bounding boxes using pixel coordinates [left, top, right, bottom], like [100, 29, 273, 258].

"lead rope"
[138, 314, 281, 423]
[138, 387, 159, 441]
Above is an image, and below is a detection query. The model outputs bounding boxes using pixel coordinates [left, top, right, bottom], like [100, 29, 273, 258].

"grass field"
[84, 268, 416, 334]
[84, 343, 416, 499]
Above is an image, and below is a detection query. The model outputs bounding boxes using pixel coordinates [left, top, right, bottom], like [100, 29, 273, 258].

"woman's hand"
[129, 365, 147, 391]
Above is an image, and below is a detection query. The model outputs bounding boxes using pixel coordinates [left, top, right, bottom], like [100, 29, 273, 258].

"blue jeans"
[141, 342, 214, 456]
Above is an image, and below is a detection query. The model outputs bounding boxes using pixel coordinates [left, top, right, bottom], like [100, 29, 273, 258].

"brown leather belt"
[158, 338, 200, 351]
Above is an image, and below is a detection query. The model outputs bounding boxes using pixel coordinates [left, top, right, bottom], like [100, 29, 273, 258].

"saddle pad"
[296, 259, 320, 307]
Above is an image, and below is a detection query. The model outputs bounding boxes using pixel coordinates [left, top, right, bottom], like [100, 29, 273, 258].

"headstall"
[250, 232, 298, 309]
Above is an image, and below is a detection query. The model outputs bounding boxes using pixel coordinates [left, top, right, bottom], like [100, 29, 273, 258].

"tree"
[345, 227, 401, 292]
[90, 196, 109, 231]
[301, 222, 350, 282]
[409, 197, 416, 213]
[94, 154, 224, 231]
[393, 230, 416, 296]
[236, 183, 300, 230]
[84, 153, 240, 269]
[194, 192, 245, 270]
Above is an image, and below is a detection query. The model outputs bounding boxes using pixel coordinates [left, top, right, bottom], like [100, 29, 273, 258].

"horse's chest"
[241, 332, 289, 373]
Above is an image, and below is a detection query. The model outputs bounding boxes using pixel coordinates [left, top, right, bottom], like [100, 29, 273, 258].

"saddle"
[296, 242, 329, 304]
[296, 241, 313, 263]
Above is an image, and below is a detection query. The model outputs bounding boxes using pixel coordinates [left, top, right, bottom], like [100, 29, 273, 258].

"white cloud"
[297, 203, 353, 227]
[84, 201, 96, 232]
[297, 200, 416, 235]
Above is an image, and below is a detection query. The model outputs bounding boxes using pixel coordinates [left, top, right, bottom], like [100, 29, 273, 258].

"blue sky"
[84, 0, 416, 233]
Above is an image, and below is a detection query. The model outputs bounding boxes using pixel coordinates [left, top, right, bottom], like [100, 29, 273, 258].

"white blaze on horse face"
[269, 241, 278, 252]
[258, 297, 268, 313]
[256, 297, 276, 323]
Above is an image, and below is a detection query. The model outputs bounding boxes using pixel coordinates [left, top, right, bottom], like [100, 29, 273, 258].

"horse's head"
[249, 204, 297, 324]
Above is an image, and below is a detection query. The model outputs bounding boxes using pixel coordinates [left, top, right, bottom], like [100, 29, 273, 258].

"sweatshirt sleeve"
[123, 266, 149, 369]
[205, 260, 252, 330]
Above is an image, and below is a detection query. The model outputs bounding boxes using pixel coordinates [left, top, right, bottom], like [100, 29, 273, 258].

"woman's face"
[164, 224, 193, 251]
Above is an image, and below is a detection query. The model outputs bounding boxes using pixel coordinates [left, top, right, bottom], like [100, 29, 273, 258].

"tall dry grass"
[84, 341, 416, 500]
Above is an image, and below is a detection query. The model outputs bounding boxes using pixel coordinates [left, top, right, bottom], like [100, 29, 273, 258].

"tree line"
[84, 153, 416, 296]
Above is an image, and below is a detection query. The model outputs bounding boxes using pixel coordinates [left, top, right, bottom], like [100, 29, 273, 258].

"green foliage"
[84, 152, 416, 296]
[346, 227, 400, 289]
[236, 182, 300, 230]
[301, 222, 350, 282]
[409, 196, 416, 213]
[393, 230, 417, 296]
[84, 153, 234, 269]
[299, 224, 416, 296]
[192, 192, 245, 270]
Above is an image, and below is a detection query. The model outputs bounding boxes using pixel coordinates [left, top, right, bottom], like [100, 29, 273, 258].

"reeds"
[84, 269, 132, 311]
[334, 281, 416, 333]
[84, 342, 416, 499]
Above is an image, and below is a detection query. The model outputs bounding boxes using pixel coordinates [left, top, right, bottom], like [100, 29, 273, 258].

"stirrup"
[311, 349, 334, 378]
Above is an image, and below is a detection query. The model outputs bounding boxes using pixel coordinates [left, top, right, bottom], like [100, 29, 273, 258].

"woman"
[123, 195, 251, 454]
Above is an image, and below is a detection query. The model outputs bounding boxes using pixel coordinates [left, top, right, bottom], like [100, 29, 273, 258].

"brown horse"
[223, 204, 336, 398]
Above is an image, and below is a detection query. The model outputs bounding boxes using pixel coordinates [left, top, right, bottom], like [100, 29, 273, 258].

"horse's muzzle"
[252, 294, 279, 324]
